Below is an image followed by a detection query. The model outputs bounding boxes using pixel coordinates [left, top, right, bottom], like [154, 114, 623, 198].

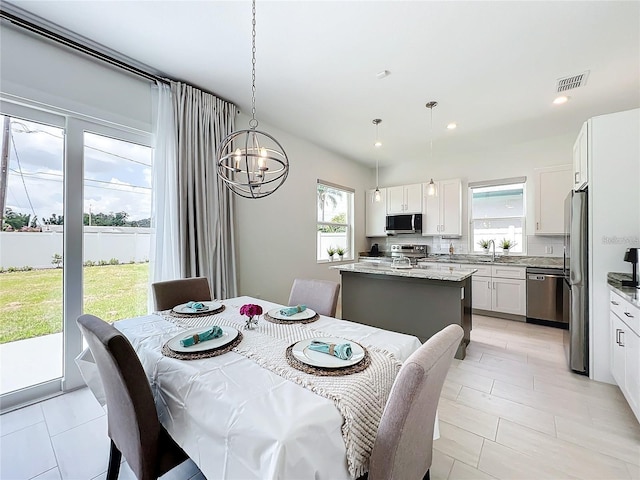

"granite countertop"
[331, 262, 477, 282]
[359, 252, 563, 269]
[608, 272, 640, 308]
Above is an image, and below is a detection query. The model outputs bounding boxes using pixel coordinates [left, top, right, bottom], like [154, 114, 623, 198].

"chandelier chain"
[250, 0, 258, 128]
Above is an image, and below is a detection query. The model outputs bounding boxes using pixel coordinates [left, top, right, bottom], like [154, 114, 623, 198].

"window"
[469, 178, 526, 254]
[317, 181, 354, 262]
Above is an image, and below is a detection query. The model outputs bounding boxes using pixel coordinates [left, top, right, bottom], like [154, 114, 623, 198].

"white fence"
[0, 226, 151, 269]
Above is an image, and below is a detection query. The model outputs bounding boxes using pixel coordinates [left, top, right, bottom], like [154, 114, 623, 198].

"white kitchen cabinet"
[534, 164, 572, 235]
[422, 178, 462, 236]
[610, 290, 640, 421]
[472, 276, 493, 311]
[470, 264, 526, 316]
[492, 278, 527, 316]
[572, 120, 589, 191]
[387, 184, 422, 214]
[365, 188, 387, 237]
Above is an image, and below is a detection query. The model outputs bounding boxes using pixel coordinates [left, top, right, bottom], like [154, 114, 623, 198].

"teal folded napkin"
[180, 326, 223, 347]
[280, 304, 307, 316]
[308, 340, 353, 360]
[185, 301, 208, 312]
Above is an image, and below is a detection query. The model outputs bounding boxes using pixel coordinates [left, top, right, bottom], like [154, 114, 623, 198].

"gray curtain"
[171, 81, 238, 299]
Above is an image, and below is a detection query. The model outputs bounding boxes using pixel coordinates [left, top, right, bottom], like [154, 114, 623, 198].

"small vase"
[244, 315, 259, 330]
[483, 248, 490, 254]
[339, 255, 344, 261]
[329, 255, 335, 261]
[503, 248, 509, 255]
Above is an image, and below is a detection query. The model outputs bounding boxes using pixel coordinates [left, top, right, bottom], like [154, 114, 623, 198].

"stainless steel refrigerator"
[563, 190, 589, 375]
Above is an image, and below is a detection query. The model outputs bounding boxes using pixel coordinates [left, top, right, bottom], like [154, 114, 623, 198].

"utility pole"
[0, 116, 10, 230]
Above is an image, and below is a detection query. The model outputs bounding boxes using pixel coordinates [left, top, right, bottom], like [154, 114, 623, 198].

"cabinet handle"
[487, 281, 491, 289]
[536, 222, 539, 230]
[493, 282, 496, 290]
[624, 312, 634, 318]
[616, 328, 622, 345]
[619, 330, 625, 347]
[611, 300, 619, 305]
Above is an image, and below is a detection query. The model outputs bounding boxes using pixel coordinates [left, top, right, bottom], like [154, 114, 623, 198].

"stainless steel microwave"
[385, 214, 422, 235]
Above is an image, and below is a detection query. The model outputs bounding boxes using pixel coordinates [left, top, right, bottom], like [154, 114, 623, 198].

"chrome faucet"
[488, 239, 496, 262]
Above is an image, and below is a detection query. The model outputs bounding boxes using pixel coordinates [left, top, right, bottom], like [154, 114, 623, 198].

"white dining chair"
[288, 278, 340, 317]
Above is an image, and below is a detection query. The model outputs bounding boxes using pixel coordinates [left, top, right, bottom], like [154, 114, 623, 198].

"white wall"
[234, 115, 371, 305]
[589, 108, 640, 384]
[1, 24, 152, 132]
[0, 228, 150, 269]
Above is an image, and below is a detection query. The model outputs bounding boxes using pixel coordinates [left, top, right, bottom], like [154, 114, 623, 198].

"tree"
[46, 213, 64, 225]
[3, 208, 31, 230]
[317, 185, 342, 222]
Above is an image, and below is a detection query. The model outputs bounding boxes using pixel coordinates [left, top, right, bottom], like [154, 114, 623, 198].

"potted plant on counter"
[327, 246, 336, 261]
[336, 246, 346, 261]
[478, 239, 491, 254]
[499, 238, 517, 255]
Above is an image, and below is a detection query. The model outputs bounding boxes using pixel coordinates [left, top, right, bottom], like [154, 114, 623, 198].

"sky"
[3, 116, 152, 224]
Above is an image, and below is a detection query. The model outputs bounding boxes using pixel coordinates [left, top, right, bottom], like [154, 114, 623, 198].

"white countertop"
[331, 262, 477, 282]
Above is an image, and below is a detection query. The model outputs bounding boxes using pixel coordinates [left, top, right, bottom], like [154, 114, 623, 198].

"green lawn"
[0, 263, 150, 344]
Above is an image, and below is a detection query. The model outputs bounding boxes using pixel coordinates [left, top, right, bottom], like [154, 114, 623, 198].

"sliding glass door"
[0, 102, 152, 410]
[0, 107, 66, 404]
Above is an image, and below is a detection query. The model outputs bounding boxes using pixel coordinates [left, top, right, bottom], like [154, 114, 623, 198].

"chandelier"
[216, 0, 289, 199]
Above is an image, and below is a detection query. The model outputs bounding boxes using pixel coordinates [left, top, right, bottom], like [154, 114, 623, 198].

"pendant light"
[216, 0, 289, 199]
[372, 119, 382, 202]
[426, 101, 438, 197]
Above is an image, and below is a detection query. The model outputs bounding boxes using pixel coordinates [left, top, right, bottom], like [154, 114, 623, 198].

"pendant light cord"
[250, 0, 258, 129]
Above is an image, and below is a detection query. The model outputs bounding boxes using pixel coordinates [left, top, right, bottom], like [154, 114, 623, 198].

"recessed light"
[447, 123, 457, 130]
[553, 96, 569, 105]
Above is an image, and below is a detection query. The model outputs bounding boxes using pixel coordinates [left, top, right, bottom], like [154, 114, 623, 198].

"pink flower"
[240, 303, 263, 318]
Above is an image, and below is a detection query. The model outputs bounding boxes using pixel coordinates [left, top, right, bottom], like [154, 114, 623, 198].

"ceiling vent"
[556, 71, 590, 92]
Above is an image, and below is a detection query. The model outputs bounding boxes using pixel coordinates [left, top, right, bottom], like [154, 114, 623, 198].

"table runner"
[160, 303, 402, 478]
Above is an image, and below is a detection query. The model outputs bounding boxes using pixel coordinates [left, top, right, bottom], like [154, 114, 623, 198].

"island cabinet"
[335, 264, 473, 359]
[534, 165, 572, 235]
[387, 183, 422, 214]
[422, 179, 462, 236]
[610, 289, 640, 422]
[365, 188, 387, 237]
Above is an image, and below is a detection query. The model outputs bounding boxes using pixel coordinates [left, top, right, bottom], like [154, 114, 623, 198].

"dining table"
[79, 295, 423, 480]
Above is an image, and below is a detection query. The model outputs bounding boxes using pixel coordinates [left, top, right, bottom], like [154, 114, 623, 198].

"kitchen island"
[332, 263, 476, 359]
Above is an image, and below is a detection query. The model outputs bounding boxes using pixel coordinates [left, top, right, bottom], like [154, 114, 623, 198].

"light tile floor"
[1, 315, 639, 480]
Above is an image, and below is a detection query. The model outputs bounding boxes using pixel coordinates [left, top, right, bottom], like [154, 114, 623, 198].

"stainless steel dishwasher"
[526, 267, 567, 328]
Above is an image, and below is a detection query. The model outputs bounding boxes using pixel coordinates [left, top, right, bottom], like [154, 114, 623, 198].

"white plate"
[292, 337, 365, 368]
[167, 326, 238, 353]
[267, 307, 317, 321]
[172, 301, 223, 314]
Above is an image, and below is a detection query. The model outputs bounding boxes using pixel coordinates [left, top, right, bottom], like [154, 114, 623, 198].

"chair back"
[288, 278, 340, 317]
[77, 314, 162, 479]
[368, 324, 463, 480]
[151, 277, 211, 311]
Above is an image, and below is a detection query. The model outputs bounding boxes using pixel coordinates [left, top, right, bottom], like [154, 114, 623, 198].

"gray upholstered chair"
[367, 324, 464, 480]
[77, 314, 189, 480]
[287, 278, 341, 317]
[151, 277, 212, 311]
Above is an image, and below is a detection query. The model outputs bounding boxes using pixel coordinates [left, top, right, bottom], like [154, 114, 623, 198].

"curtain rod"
[0, 8, 167, 85]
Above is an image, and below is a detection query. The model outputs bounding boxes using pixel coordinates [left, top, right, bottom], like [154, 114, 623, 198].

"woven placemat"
[264, 312, 320, 324]
[285, 343, 371, 376]
[165, 304, 225, 318]
[162, 330, 243, 360]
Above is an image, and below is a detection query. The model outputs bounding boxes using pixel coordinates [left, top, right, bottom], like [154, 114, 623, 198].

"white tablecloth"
[82, 296, 422, 480]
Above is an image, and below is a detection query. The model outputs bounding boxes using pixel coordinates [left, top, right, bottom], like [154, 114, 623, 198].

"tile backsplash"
[367, 234, 564, 257]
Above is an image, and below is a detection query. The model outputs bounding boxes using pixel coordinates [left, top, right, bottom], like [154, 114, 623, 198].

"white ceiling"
[5, 1, 640, 167]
